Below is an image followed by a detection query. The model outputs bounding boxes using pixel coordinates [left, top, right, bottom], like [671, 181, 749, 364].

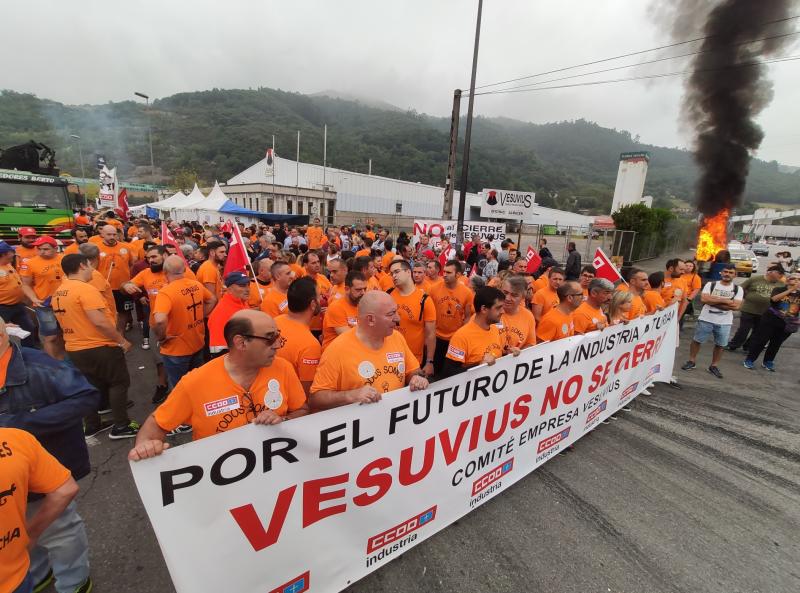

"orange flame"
[696, 209, 730, 261]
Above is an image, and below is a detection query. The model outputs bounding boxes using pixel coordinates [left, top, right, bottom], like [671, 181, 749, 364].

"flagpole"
[322, 124, 327, 219]
[229, 218, 263, 303]
[296, 130, 300, 205]
[272, 135, 276, 210]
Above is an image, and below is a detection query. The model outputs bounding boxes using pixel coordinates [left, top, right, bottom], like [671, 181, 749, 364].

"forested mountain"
[1, 87, 797, 214]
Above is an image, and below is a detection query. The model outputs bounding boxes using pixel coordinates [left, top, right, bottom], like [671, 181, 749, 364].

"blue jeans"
[0, 303, 37, 347]
[26, 500, 90, 593]
[162, 350, 204, 390]
[13, 572, 33, 593]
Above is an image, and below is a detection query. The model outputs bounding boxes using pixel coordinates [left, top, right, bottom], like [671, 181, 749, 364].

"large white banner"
[131, 306, 678, 593]
[412, 219, 506, 250]
[480, 188, 536, 221]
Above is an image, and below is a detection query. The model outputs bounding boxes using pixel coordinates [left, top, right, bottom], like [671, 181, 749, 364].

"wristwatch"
[426, 360, 434, 365]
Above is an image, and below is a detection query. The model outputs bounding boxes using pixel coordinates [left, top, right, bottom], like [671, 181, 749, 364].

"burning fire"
[696, 209, 730, 261]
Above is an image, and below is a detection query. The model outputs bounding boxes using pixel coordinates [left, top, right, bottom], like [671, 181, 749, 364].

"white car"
[750, 254, 759, 273]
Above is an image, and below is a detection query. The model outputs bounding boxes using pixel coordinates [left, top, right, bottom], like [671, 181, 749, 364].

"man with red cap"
[14, 227, 39, 270]
[19, 236, 65, 358]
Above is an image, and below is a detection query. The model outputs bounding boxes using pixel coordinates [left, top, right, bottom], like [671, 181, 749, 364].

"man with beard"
[276, 276, 322, 397]
[128, 310, 308, 459]
[573, 278, 613, 334]
[122, 245, 170, 403]
[63, 228, 90, 255]
[153, 256, 216, 389]
[95, 224, 136, 334]
[260, 261, 295, 318]
[196, 240, 227, 300]
[14, 227, 39, 270]
[443, 286, 512, 377]
[322, 271, 367, 349]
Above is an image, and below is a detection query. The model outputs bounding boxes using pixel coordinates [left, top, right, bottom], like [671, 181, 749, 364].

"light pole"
[69, 134, 86, 179]
[134, 91, 156, 185]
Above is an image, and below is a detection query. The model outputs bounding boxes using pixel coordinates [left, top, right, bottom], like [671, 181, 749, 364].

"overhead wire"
[470, 14, 800, 92]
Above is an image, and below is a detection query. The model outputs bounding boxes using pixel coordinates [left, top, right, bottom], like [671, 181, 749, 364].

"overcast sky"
[4, 0, 799, 166]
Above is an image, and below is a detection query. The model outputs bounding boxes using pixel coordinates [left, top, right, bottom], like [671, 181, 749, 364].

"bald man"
[310, 291, 429, 410]
[95, 223, 136, 333]
[129, 309, 309, 459]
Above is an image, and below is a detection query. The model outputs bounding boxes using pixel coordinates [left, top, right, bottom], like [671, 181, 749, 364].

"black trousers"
[728, 311, 761, 350]
[433, 337, 450, 378]
[746, 312, 791, 364]
[69, 345, 131, 427]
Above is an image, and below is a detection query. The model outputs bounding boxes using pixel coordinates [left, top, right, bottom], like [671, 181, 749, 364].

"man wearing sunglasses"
[129, 309, 309, 460]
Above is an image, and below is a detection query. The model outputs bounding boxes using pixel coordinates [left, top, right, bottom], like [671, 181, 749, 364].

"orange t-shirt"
[643, 290, 666, 313]
[0, 346, 12, 386]
[661, 276, 688, 303]
[532, 273, 550, 293]
[0, 428, 72, 592]
[195, 260, 223, 299]
[382, 252, 397, 271]
[89, 269, 117, 322]
[51, 279, 117, 351]
[104, 218, 123, 229]
[322, 297, 359, 350]
[152, 278, 214, 356]
[536, 308, 574, 342]
[126, 225, 138, 239]
[312, 329, 419, 395]
[248, 280, 270, 309]
[365, 231, 376, 242]
[289, 263, 305, 279]
[14, 245, 39, 270]
[430, 281, 473, 339]
[682, 273, 702, 297]
[75, 215, 91, 225]
[130, 237, 161, 261]
[533, 286, 560, 317]
[129, 268, 168, 325]
[367, 276, 382, 291]
[355, 248, 371, 258]
[378, 272, 394, 291]
[62, 242, 81, 255]
[0, 263, 24, 305]
[573, 302, 606, 334]
[96, 241, 134, 290]
[306, 226, 324, 249]
[261, 287, 289, 318]
[276, 315, 322, 382]
[329, 283, 346, 301]
[446, 320, 503, 366]
[628, 294, 646, 320]
[499, 307, 536, 349]
[153, 356, 306, 440]
[19, 255, 64, 300]
[390, 287, 436, 363]
[307, 273, 332, 331]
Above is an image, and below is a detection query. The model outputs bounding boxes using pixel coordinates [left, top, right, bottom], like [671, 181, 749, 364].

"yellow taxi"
[729, 249, 755, 277]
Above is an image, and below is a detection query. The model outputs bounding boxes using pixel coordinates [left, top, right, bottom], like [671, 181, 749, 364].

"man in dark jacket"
[0, 316, 99, 593]
[565, 242, 582, 280]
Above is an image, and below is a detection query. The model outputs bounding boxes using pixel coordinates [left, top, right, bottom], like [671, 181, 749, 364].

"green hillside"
[1, 87, 798, 215]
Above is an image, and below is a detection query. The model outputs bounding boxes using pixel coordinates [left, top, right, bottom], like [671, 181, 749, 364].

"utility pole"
[272, 134, 276, 206]
[368, 158, 372, 176]
[442, 89, 462, 220]
[69, 134, 86, 179]
[134, 92, 156, 186]
[296, 130, 300, 204]
[455, 0, 483, 251]
[322, 124, 327, 219]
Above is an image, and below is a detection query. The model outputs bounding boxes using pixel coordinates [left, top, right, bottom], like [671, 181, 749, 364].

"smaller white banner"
[412, 220, 506, 250]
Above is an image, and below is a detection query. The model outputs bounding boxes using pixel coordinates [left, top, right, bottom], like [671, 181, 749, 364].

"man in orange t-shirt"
[661, 258, 688, 309]
[195, 240, 227, 300]
[352, 255, 382, 291]
[322, 271, 366, 349]
[374, 253, 394, 291]
[275, 276, 322, 396]
[207, 272, 251, 355]
[388, 259, 437, 376]
[311, 291, 428, 410]
[573, 278, 613, 334]
[537, 282, 582, 342]
[261, 261, 294, 317]
[19, 236, 65, 358]
[95, 224, 136, 333]
[626, 268, 649, 319]
[130, 222, 160, 261]
[0, 428, 78, 593]
[153, 256, 216, 389]
[14, 227, 40, 270]
[0, 241, 36, 345]
[63, 228, 90, 255]
[306, 218, 324, 250]
[499, 275, 536, 349]
[326, 258, 348, 301]
[429, 260, 473, 375]
[302, 251, 331, 335]
[532, 267, 565, 323]
[129, 310, 309, 458]
[54, 254, 138, 439]
[444, 286, 509, 377]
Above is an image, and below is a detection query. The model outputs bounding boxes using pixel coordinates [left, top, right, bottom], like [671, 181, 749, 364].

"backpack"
[387, 288, 429, 321]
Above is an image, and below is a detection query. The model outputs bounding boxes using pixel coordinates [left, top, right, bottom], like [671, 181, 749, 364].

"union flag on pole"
[219, 220, 234, 234]
[593, 247, 623, 283]
[223, 219, 250, 276]
[160, 222, 189, 266]
[525, 245, 542, 274]
[115, 188, 129, 221]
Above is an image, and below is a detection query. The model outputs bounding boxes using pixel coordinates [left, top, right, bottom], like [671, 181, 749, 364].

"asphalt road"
[47, 254, 800, 593]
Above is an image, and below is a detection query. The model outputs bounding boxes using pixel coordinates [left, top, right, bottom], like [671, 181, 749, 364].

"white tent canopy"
[148, 190, 188, 211]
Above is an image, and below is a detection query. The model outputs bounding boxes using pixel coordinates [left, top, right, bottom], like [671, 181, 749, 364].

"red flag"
[525, 246, 542, 274]
[219, 220, 233, 234]
[160, 222, 189, 266]
[592, 247, 623, 283]
[115, 188, 129, 221]
[223, 219, 250, 276]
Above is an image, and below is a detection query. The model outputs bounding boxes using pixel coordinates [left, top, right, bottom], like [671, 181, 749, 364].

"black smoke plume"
[681, 0, 796, 217]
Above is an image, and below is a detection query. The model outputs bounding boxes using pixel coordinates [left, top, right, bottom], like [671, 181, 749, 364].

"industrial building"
[611, 152, 651, 213]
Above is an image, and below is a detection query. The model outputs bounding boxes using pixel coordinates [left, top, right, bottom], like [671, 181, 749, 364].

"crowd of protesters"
[1, 208, 798, 593]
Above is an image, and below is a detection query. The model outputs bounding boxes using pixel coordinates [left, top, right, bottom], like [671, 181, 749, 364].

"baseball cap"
[422, 249, 435, 260]
[0, 240, 15, 255]
[18, 227, 37, 237]
[33, 236, 57, 247]
[224, 271, 250, 287]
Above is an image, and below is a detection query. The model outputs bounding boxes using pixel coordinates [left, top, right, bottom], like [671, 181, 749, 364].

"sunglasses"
[242, 330, 281, 346]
